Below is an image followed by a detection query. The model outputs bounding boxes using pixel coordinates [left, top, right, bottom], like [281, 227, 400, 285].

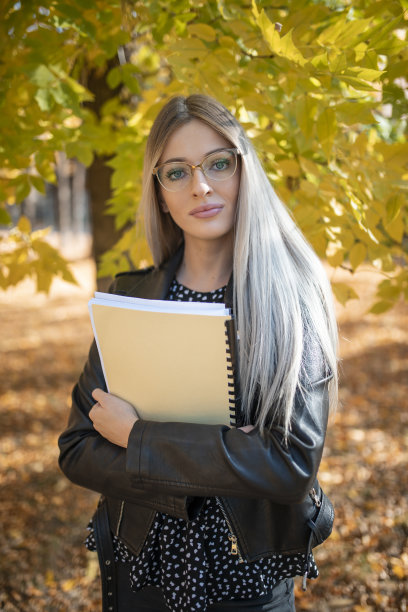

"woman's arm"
[88, 388, 255, 446]
[124, 372, 331, 504]
[58, 340, 199, 519]
[59, 332, 330, 509]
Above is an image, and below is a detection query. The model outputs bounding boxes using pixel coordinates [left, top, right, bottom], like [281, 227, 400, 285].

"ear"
[160, 199, 169, 213]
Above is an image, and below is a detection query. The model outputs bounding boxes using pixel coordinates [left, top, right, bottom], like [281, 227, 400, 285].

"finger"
[89, 401, 100, 422]
[92, 388, 107, 402]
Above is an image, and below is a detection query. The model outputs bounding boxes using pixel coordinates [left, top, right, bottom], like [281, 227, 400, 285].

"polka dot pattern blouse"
[86, 278, 318, 611]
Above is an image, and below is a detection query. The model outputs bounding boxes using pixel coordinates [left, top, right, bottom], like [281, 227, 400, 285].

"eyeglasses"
[152, 148, 240, 193]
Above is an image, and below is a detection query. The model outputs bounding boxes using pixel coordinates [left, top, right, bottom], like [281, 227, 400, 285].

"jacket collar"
[122, 247, 184, 300]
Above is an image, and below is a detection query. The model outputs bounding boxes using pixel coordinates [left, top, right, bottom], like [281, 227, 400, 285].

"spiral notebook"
[88, 292, 239, 426]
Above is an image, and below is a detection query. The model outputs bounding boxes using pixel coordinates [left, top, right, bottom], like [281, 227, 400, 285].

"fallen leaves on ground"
[0, 260, 407, 611]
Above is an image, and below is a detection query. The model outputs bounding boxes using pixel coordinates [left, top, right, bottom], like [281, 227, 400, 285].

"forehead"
[161, 119, 231, 163]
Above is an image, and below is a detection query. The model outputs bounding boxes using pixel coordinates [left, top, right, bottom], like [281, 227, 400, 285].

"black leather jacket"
[58, 249, 334, 566]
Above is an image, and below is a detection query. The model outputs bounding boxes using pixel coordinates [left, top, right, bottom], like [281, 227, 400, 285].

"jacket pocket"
[308, 486, 335, 548]
[302, 485, 335, 591]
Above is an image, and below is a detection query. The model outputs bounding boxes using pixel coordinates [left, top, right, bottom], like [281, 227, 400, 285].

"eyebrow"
[161, 147, 230, 165]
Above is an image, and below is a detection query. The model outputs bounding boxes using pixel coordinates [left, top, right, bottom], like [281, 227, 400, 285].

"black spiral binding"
[224, 317, 242, 427]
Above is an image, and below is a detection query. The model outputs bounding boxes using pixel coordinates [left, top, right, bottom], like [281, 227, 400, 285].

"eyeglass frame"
[152, 147, 241, 192]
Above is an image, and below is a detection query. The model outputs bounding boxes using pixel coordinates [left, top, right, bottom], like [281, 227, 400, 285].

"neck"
[177, 237, 233, 292]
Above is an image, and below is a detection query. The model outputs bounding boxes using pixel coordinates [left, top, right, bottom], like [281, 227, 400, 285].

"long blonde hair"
[142, 94, 338, 435]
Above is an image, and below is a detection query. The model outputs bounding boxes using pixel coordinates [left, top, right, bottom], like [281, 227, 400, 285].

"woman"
[58, 94, 338, 611]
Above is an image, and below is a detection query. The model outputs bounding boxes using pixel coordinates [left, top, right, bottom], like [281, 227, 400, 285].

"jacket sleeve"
[125, 369, 331, 504]
[57, 340, 200, 519]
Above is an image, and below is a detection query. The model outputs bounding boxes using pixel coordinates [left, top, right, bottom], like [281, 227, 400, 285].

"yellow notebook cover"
[89, 295, 236, 425]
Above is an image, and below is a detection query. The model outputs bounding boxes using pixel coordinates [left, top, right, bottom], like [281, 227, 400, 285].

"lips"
[189, 204, 224, 218]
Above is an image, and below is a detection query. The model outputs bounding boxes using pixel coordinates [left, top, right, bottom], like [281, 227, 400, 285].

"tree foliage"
[0, 0, 407, 311]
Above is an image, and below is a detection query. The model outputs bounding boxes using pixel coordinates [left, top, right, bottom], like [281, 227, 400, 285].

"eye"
[166, 166, 187, 181]
[210, 156, 231, 172]
[213, 158, 230, 170]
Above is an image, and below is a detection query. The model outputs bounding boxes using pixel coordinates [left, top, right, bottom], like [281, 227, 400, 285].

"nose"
[191, 167, 212, 198]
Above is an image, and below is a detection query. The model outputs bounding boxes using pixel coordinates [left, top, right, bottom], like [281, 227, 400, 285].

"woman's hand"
[89, 388, 139, 448]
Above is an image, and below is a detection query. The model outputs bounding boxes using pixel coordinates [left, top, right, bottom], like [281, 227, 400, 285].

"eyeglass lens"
[156, 149, 237, 192]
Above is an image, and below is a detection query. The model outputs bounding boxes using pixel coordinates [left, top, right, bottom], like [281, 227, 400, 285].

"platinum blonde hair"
[142, 94, 338, 435]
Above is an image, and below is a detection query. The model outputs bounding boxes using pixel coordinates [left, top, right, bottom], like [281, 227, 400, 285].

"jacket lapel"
[122, 247, 184, 300]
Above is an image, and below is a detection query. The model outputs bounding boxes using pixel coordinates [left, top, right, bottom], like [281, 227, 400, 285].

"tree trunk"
[86, 156, 122, 291]
[85, 59, 123, 292]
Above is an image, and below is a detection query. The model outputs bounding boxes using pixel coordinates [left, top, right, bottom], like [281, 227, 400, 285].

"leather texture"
[58, 248, 334, 562]
[93, 498, 117, 612]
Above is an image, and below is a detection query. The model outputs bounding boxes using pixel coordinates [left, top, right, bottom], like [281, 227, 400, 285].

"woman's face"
[157, 119, 240, 249]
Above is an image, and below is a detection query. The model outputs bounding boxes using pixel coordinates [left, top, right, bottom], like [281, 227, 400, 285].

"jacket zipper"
[309, 487, 321, 508]
[116, 500, 125, 537]
[215, 497, 244, 563]
[302, 488, 321, 591]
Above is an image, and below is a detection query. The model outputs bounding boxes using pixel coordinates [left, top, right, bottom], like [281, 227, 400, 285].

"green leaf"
[35, 153, 56, 184]
[35, 88, 54, 112]
[0, 208, 12, 225]
[14, 176, 31, 203]
[29, 175, 46, 195]
[107, 66, 122, 89]
[30, 65, 55, 88]
[65, 141, 94, 167]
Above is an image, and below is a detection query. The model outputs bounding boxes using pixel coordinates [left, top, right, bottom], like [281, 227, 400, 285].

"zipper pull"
[309, 488, 321, 508]
[228, 534, 238, 555]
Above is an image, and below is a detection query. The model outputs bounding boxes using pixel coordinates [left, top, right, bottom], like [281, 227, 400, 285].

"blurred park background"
[1, 1, 407, 610]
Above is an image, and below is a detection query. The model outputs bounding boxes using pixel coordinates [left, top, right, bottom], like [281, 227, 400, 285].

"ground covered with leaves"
[0, 260, 407, 611]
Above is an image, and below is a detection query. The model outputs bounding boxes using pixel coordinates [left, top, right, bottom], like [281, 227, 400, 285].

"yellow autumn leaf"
[279, 29, 306, 66]
[61, 578, 78, 592]
[257, 11, 306, 65]
[385, 214, 404, 243]
[45, 569, 56, 587]
[187, 23, 217, 42]
[317, 108, 337, 144]
[299, 156, 321, 177]
[391, 562, 406, 579]
[349, 242, 367, 270]
[386, 194, 405, 224]
[332, 282, 359, 306]
[277, 159, 301, 177]
[326, 245, 345, 267]
[17, 215, 32, 235]
[368, 300, 394, 314]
